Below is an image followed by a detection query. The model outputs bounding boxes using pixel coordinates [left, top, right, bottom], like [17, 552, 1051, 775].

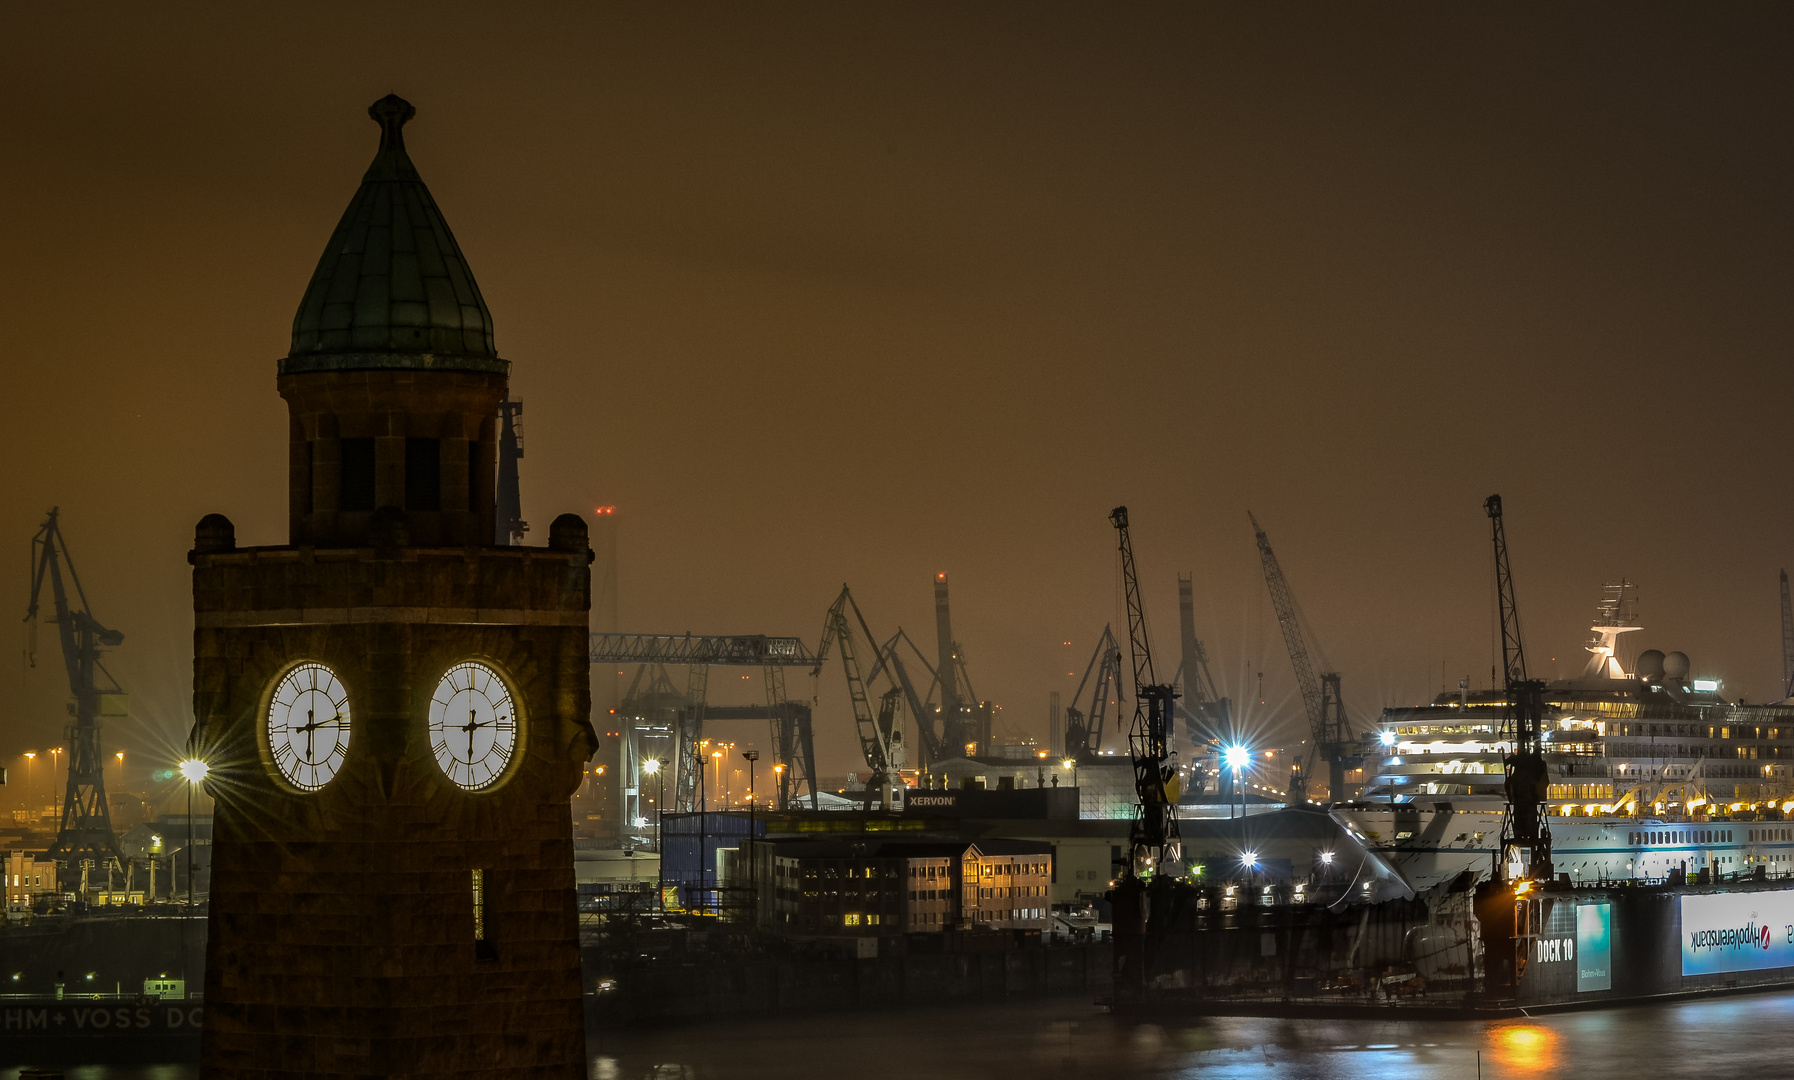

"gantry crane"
[814, 586, 906, 809]
[1110, 507, 1180, 879]
[1486, 494, 1552, 883]
[25, 508, 126, 868]
[1062, 625, 1121, 761]
[1249, 513, 1355, 803]
[590, 633, 821, 813]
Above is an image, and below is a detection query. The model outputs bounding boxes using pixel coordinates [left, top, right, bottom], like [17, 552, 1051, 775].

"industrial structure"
[590, 633, 822, 819]
[813, 586, 908, 809]
[1485, 493, 1553, 883]
[1250, 512, 1357, 803]
[1175, 574, 1230, 762]
[1109, 506, 1180, 880]
[1061, 625, 1120, 761]
[25, 507, 127, 871]
[494, 392, 527, 545]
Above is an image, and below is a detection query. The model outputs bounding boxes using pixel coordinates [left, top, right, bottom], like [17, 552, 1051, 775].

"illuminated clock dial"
[429, 662, 518, 791]
[266, 663, 352, 791]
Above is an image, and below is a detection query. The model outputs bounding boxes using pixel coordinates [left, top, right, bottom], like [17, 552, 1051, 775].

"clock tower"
[189, 96, 595, 1078]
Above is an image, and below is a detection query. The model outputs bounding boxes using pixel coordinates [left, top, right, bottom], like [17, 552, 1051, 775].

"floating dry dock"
[1114, 872, 1794, 1015]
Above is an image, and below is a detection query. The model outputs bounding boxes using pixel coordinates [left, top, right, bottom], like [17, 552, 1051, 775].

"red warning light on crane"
[593, 506, 615, 515]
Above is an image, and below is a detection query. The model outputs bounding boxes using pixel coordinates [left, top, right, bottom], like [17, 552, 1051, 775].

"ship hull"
[1330, 803, 1783, 893]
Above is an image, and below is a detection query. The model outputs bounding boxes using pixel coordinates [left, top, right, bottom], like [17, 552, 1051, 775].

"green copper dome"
[281, 95, 507, 375]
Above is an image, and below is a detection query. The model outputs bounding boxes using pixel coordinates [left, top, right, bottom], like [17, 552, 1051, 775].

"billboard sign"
[1680, 891, 1794, 976]
[1576, 903, 1611, 992]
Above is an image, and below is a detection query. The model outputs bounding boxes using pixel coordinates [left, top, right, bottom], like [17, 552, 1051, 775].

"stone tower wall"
[192, 540, 595, 1078]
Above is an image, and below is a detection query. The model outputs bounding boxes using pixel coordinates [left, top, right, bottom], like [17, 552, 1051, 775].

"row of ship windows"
[1387, 721, 1794, 739]
[1630, 828, 1735, 846]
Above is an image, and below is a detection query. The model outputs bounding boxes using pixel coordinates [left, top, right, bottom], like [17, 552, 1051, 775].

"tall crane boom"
[932, 574, 970, 756]
[865, 628, 941, 765]
[1249, 513, 1354, 801]
[1109, 506, 1179, 879]
[1063, 625, 1121, 760]
[25, 508, 126, 866]
[1486, 494, 1551, 882]
[1781, 570, 1793, 701]
[814, 586, 904, 808]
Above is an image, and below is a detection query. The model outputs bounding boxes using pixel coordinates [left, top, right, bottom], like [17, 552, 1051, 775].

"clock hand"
[463, 707, 485, 760]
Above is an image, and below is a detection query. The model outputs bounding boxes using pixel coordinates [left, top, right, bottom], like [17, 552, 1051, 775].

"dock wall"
[584, 940, 1111, 1025]
[1515, 880, 1794, 1007]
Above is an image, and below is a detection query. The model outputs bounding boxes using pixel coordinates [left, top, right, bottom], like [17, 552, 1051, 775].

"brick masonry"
[191, 520, 596, 1077]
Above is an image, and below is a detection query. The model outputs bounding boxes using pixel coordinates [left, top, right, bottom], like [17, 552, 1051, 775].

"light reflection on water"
[12, 989, 1794, 1079]
[589, 990, 1794, 1079]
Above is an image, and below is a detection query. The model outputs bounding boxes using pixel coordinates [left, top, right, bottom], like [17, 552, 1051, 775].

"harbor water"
[11, 987, 1794, 1078]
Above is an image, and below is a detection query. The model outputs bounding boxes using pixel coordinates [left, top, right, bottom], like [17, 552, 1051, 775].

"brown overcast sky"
[5, 3, 1793, 791]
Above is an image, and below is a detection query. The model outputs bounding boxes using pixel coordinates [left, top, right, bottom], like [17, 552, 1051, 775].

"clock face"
[266, 663, 352, 791]
[429, 662, 518, 791]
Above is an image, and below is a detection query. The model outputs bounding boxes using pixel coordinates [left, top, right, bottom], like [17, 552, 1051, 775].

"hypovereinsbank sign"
[1681, 891, 1794, 976]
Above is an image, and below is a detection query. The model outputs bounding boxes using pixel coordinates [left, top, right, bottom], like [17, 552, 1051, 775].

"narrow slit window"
[471, 868, 485, 941]
[339, 438, 376, 512]
[406, 437, 441, 511]
[467, 439, 481, 515]
[301, 441, 314, 514]
[472, 868, 497, 961]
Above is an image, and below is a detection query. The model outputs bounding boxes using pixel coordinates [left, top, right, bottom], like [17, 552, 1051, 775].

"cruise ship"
[1331, 583, 1794, 895]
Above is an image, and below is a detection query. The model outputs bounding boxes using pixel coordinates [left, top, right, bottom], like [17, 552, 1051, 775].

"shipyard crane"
[590, 633, 821, 812]
[1249, 513, 1355, 803]
[864, 627, 942, 765]
[1062, 625, 1121, 761]
[1110, 507, 1180, 879]
[929, 574, 994, 757]
[25, 508, 126, 867]
[1175, 574, 1231, 749]
[1780, 570, 1793, 702]
[813, 586, 906, 809]
[1486, 494, 1552, 883]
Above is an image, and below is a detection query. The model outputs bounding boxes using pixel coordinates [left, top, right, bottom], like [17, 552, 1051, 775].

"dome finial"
[369, 94, 415, 153]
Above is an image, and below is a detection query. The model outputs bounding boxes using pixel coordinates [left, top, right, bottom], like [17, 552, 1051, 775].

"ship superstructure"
[1333, 584, 1794, 892]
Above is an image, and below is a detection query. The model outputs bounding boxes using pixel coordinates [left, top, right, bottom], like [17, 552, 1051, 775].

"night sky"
[6, 5, 1793, 794]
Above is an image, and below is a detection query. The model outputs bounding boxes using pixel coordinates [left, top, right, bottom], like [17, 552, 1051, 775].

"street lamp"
[742, 750, 760, 919]
[1224, 744, 1249, 821]
[642, 758, 664, 841]
[23, 753, 35, 807]
[177, 759, 209, 904]
[641, 757, 665, 910]
[742, 750, 759, 806]
[773, 762, 785, 809]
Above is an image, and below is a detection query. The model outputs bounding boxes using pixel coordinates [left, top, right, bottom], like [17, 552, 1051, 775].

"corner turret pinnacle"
[369, 94, 415, 153]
